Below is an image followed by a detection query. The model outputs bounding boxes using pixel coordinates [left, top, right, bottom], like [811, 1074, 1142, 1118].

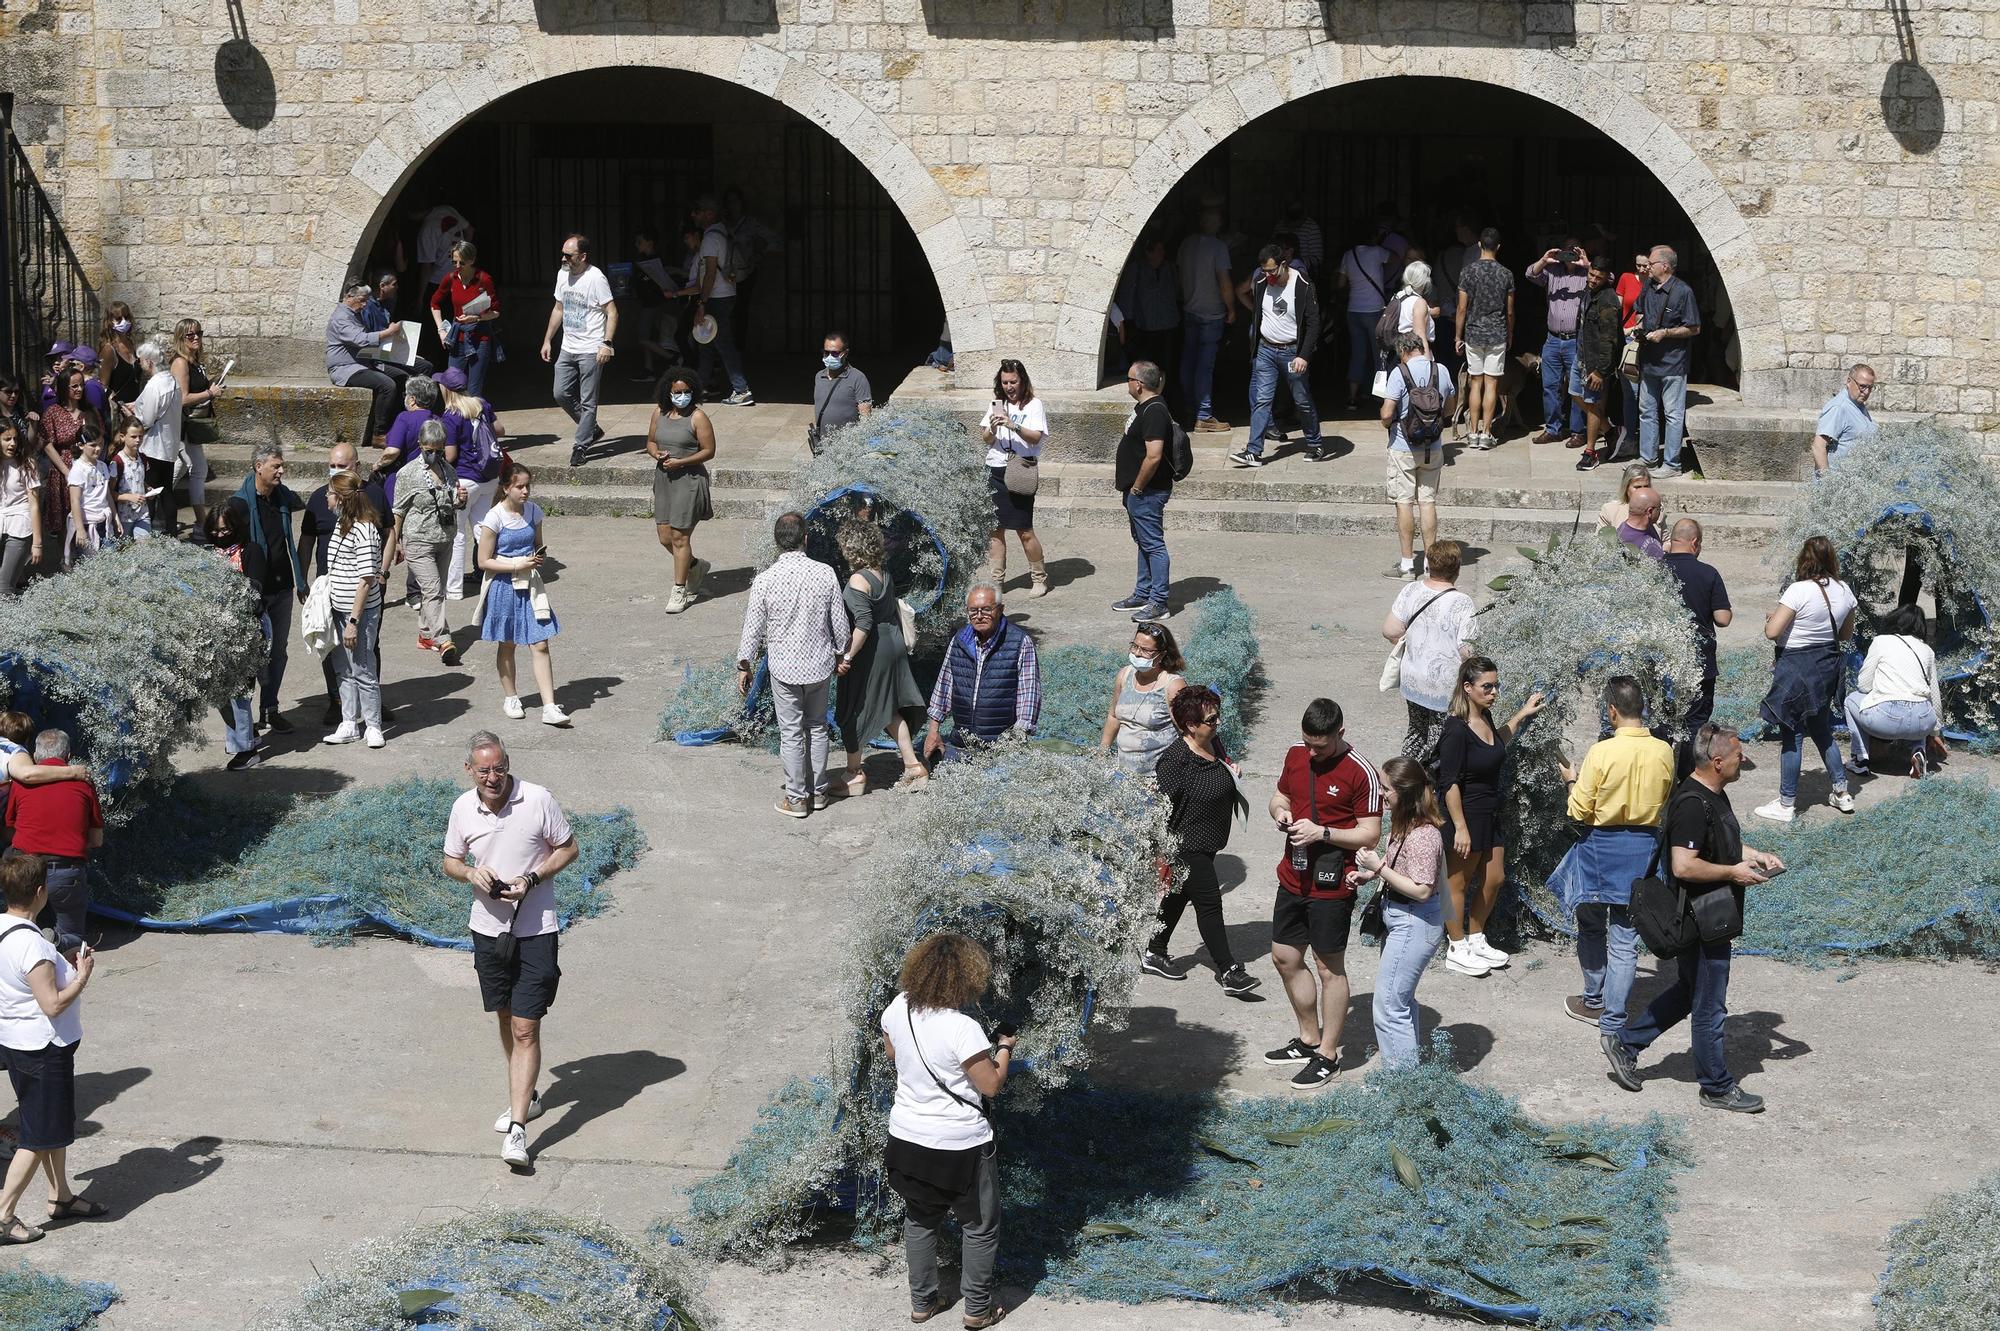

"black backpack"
[1397, 362, 1445, 446]
[1168, 418, 1194, 481]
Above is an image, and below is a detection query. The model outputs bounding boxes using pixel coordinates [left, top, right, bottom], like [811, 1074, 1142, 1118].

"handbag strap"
[0, 922, 38, 947]
[1403, 588, 1450, 632]
[1892, 634, 1933, 688]
[1814, 579, 1844, 642]
[906, 1002, 992, 1124]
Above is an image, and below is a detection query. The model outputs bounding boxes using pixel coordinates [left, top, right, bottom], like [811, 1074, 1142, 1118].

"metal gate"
[781, 123, 935, 357]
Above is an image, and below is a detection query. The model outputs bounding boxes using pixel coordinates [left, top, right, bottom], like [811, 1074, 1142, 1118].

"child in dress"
[475, 461, 570, 727]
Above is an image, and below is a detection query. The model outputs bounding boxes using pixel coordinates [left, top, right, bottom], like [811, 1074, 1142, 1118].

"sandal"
[48, 1196, 110, 1221]
[896, 766, 930, 791]
[1910, 749, 1927, 780]
[0, 1215, 44, 1244]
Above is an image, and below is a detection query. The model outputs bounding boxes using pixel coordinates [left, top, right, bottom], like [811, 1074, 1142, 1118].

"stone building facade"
[3, 0, 1996, 425]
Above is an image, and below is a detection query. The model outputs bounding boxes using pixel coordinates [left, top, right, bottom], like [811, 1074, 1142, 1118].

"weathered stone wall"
[3, 0, 1995, 424]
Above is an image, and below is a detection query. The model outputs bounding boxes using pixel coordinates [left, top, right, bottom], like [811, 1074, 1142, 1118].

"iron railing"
[0, 93, 100, 385]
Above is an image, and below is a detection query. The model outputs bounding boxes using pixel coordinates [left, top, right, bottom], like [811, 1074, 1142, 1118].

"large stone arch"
[290, 34, 995, 360]
[1052, 43, 1787, 402]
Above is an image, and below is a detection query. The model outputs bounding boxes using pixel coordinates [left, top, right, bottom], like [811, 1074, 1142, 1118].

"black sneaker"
[1288, 1052, 1338, 1090]
[262, 712, 294, 734]
[1139, 951, 1184, 980]
[1262, 1037, 1317, 1066]
[1700, 1086, 1766, 1114]
[1110, 595, 1148, 610]
[1218, 964, 1261, 996]
[1574, 451, 1601, 471]
[569, 445, 587, 468]
[1132, 602, 1170, 622]
[1601, 1034, 1643, 1092]
[225, 749, 264, 772]
[1306, 446, 1331, 462]
[319, 702, 341, 727]
[439, 642, 460, 667]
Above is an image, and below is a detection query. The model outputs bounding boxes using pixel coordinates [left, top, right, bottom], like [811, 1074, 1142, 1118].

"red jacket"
[5, 761, 103, 860]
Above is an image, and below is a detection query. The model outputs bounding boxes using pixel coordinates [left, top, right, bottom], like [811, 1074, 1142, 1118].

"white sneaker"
[364, 727, 386, 749]
[1444, 939, 1491, 977]
[321, 722, 360, 745]
[541, 704, 572, 727]
[1753, 800, 1796, 823]
[494, 1092, 545, 1133]
[1466, 932, 1510, 967]
[1830, 790, 1855, 814]
[502, 696, 526, 720]
[501, 1123, 530, 1168]
[664, 585, 689, 614]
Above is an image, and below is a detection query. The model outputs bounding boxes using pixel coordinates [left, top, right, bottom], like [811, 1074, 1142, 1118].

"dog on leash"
[1451, 351, 1539, 443]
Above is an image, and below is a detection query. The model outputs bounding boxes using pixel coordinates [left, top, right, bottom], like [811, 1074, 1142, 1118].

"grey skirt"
[653, 463, 713, 528]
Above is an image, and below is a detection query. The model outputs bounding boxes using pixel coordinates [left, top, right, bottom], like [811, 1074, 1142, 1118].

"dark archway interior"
[1106, 76, 1739, 398]
[360, 67, 946, 406]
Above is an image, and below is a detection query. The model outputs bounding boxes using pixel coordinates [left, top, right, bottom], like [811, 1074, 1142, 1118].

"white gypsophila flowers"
[756, 407, 993, 653]
[0, 537, 264, 820]
[1480, 532, 1705, 920]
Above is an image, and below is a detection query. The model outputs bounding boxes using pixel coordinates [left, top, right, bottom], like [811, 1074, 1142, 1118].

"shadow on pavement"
[76, 1135, 224, 1218]
[531, 1050, 687, 1157]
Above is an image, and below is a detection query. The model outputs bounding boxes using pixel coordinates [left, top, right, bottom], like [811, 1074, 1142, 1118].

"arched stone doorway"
[290, 37, 995, 374]
[1056, 45, 1785, 403]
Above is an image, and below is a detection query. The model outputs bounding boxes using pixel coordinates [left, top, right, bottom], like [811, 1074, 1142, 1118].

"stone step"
[198, 442, 1799, 518]
[443, 482, 1782, 546]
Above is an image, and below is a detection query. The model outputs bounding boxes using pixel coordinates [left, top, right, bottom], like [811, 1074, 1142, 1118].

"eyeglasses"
[471, 764, 510, 776]
[965, 606, 998, 618]
[1475, 680, 1500, 691]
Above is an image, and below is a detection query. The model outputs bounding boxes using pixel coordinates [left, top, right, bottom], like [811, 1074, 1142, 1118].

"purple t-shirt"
[1618, 522, 1664, 559]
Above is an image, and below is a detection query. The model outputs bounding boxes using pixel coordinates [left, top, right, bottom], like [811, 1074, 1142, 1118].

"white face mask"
[1129, 653, 1155, 671]
[822, 354, 844, 371]
[670, 392, 693, 409]
[112, 319, 132, 334]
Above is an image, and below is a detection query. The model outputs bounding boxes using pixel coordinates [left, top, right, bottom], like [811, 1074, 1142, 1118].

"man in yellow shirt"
[1549, 677, 1675, 1075]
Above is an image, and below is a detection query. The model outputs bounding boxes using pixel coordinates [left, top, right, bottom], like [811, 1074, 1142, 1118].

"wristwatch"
[523, 870, 542, 889]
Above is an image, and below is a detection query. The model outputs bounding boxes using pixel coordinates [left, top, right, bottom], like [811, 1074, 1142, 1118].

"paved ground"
[17, 516, 1998, 1329]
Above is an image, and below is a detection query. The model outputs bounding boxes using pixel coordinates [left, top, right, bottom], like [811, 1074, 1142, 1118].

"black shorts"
[2, 1040, 78, 1151]
[1271, 889, 1353, 957]
[472, 932, 561, 1020]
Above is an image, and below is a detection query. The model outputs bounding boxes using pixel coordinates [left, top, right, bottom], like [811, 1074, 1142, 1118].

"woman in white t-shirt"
[0, 854, 104, 1244]
[0, 422, 42, 595]
[1757, 535, 1858, 822]
[1382, 538, 1477, 764]
[880, 932, 1015, 1329]
[981, 359, 1052, 599]
[1844, 603, 1944, 780]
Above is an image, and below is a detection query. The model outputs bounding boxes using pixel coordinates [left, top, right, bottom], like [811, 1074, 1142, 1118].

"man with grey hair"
[1634, 245, 1700, 477]
[1380, 331, 1455, 579]
[131, 338, 184, 534]
[327, 280, 407, 447]
[1603, 724, 1783, 1114]
[443, 731, 580, 1169]
[924, 582, 1041, 762]
[1810, 362, 1877, 476]
[2, 729, 103, 953]
[737, 513, 850, 817]
[225, 443, 306, 736]
[1115, 359, 1176, 620]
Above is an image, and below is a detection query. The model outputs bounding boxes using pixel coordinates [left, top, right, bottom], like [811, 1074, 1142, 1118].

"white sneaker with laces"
[502, 696, 526, 720]
[541, 704, 572, 727]
[1467, 932, 1510, 966]
[501, 1123, 530, 1168]
[494, 1092, 546, 1133]
[1830, 790, 1855, 814]
[664, 585, 690, 614]
[1444, 939, 1491, 977]
[364, 727, 386, 749]
[322, 722, 360, 745]
[1753, 799, 1796, 823]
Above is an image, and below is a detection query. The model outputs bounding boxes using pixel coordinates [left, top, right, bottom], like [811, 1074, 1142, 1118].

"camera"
[992, 1021, 1018, 1041]
[1562, 247, 1584, 264]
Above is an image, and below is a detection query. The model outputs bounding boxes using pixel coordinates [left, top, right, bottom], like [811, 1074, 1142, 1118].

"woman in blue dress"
[476, 461, 570, 726]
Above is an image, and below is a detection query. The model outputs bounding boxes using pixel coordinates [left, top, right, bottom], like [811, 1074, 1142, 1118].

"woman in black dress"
[1437, 655, 1543, 979]
[1141, 685, 1261, 997]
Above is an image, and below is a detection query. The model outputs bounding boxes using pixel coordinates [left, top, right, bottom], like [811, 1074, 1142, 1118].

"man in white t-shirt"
[680, 196, 754, 407]
[540, 233, 618, 469]
[442, 731, 580, 1170]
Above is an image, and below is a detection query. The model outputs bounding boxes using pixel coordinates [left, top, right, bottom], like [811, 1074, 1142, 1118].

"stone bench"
[212, 378, 374, 452]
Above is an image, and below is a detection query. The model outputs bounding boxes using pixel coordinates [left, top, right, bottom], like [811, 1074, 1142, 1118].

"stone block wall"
[2, 0, 1996, 425]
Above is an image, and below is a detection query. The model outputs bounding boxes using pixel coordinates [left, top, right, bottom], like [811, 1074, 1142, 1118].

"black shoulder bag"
[1629, 798, 1702, 959]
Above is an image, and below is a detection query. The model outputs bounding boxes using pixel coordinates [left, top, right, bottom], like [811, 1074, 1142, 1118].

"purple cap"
[435, 367, 468, 392]
[47, 340, 71, 359]
[71, 345, 98, 367]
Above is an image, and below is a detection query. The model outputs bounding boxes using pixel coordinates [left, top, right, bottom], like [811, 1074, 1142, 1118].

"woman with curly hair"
[881, 932, 1013, 1329]
[832, 518, 926, 795]
[643, 367, 715, 615]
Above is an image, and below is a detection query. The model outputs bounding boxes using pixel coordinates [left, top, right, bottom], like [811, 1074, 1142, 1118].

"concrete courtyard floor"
[18, 516, 1998, 1328]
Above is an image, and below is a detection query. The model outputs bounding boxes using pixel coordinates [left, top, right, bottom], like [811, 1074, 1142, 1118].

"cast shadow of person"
[527, 1050, 686, 1157]
[1643, 1009, 1810, 1086]
[74, 1136, 224, 1219]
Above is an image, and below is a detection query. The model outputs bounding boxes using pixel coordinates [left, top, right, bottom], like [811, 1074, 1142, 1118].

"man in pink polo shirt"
[442, 730, 578, 1170]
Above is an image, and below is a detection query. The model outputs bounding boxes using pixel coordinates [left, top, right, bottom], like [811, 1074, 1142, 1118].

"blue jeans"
[1123, 488, 1170, 606]
[450, 336, 498, 401]
[1246, 342, 1320, 456]
[698, 295, 750, 397]
[1373, 900, 1443, 1068]
[1346, 310, 1381, 389]
[220, 696, 257, 754]
[1843, 693, 1937, 766]
[1778, 707, 1846, 801]
[553, 351, 604, 447]
[1638, 368, 1688, 468]
[1576, 902, 1640, 1036]
[1179, 317, 1225, 421]
[1619, 366, 1639, 450]
[1624, 938, 1734, 1095]
[256, 589, 293, 719]
[3, 851, 92, 954]
[331, 604, 383, 730]
[1540, 334, 1582, 436]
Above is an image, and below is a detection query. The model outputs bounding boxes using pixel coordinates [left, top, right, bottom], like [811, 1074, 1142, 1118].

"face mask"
[670, 392, 693, 409]
[1129, 653, 1155, 671]
[822, 354, 844, 371]
[112, 319, 132, 334]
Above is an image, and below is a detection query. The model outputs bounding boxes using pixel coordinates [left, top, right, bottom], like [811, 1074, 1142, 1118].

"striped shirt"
[324, 519, 383, 614]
